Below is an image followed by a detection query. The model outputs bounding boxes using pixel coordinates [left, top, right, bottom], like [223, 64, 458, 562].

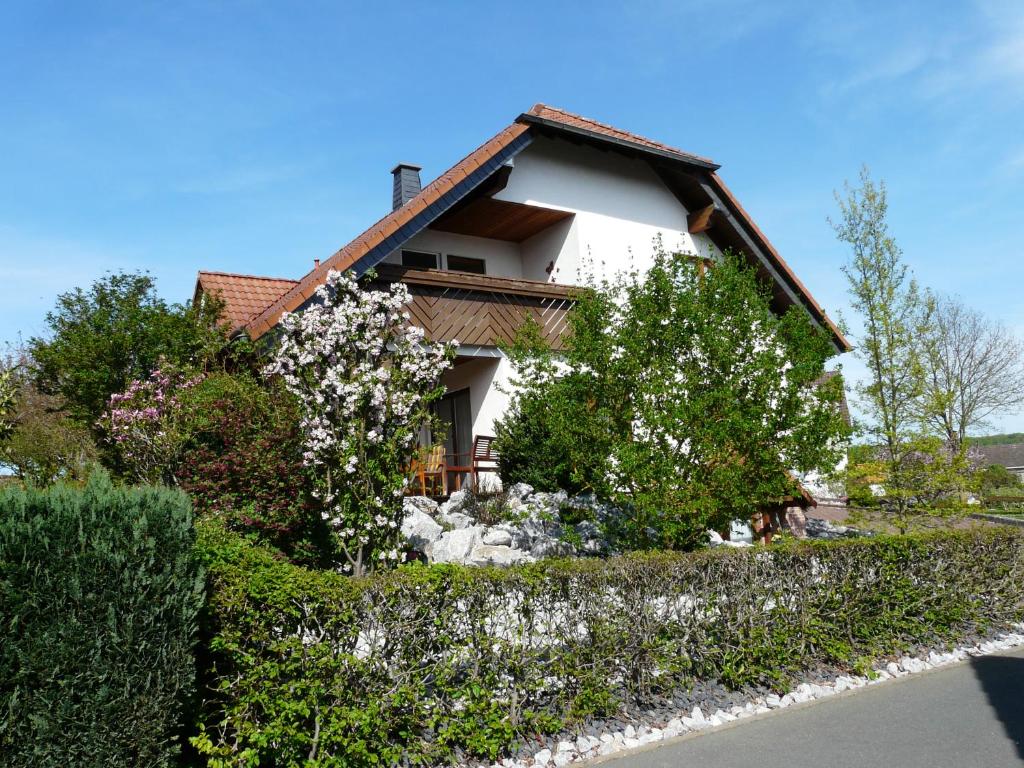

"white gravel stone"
[533, 748, 551, 766]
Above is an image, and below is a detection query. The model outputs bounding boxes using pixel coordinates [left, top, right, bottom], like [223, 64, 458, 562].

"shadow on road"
[971, 654, 1024, 759]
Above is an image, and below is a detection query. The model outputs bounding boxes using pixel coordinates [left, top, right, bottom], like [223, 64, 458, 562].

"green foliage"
[833, 169, 972, 528]
[0, 473, 205, 767]
[28, 271, 229, 438]
[175, 372, 331, 565]
[0, 360, 16, 444]
[495, 315, 611, 494]
[496, 248, 848, 548]
[0, 357, 97, 485]
[978, 464, 1021, 494]
[970, 433, 1024, 446]
[193, 524, 1024, 766]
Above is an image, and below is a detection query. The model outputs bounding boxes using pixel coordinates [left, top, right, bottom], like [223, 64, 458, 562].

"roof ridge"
[522, 103, 717, 166]
[198, 270, 299, 283]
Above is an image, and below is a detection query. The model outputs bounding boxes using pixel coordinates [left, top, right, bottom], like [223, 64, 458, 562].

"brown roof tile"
[194, 271, 298, 333]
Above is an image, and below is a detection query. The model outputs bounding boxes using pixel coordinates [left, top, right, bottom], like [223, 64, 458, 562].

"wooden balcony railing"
[372, 265, 576, 349]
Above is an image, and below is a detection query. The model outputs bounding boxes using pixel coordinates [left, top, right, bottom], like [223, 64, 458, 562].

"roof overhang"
[516, 111, 722, 171]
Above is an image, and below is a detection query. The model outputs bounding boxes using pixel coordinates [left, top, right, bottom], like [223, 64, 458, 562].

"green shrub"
[0, 473, 204, 767]
[193, 524, 1024, 766]
[495, 250, 849, 548]
[175, 372, 332, 566]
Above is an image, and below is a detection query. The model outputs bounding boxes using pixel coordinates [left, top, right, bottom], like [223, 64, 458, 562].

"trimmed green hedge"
[193, 525, 1024, 766]
[0, 474, 204, 767]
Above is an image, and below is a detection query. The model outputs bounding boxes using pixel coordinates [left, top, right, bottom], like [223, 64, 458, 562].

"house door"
[432, 388, 473, 491]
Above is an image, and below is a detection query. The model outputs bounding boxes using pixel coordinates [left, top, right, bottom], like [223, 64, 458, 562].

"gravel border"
[482, 623, 1024, 768]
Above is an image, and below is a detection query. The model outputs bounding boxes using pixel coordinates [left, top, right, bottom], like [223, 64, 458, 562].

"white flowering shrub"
[267, 269, 455, 574]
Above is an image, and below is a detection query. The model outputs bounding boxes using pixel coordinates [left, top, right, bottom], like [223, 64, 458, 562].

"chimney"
[391, 163, 422, 210]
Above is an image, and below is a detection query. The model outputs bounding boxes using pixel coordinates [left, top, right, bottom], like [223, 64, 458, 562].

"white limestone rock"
[430, 527, 483, 563]
[439, 489, 473, 516]
[400, 509, 443, 551]
[469, 545, 533, 567]
[482, 527, 513, 546]
[507, 482, 534, 501]
[440, 511, 475, 530]
[402, 495, 439, 516]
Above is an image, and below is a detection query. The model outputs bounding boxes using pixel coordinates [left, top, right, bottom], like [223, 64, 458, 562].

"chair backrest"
[472, 435, 498, 465]
[425, 444, 446, 473]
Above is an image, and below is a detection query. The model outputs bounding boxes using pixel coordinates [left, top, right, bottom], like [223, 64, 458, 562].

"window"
[401, 250, 439, 269]
[446, 254, 486, 275]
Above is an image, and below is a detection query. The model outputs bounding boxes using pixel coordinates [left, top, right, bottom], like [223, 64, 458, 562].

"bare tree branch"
[920, 295, 1024, 450]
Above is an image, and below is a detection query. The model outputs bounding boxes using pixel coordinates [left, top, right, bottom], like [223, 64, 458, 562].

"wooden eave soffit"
[687, 203, 716, 234]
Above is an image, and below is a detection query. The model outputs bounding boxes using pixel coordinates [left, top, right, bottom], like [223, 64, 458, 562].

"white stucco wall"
[439, 355, 514, 439]
[496, 136, 717, 283]
[382, 230, 524, 279]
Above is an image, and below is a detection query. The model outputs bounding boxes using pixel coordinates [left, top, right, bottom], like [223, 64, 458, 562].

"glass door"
[431, 388, 472, 492]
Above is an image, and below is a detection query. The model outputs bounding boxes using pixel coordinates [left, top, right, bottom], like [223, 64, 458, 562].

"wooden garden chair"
[470, 436, 499, 492]
[408, 444, 446, 497]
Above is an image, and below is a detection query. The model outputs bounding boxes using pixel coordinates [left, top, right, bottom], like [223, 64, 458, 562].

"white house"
[195, 104, 849, 492]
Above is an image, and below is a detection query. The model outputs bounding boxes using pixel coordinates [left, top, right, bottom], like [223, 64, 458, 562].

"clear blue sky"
[2, 0, 1022, 433]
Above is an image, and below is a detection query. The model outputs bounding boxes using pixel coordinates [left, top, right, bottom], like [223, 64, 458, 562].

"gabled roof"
[973, 444, 1024, 470]
[231, 103, 849, 351]
[193, 271, 299, 332]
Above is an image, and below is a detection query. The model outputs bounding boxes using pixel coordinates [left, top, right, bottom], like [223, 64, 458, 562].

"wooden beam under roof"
[687, 203, 716, 234]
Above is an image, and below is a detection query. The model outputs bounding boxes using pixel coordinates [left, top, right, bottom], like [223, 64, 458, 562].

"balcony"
[372, 264, 575, 349]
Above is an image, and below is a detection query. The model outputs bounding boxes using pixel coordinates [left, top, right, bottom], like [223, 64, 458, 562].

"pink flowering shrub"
[266, 269, 455, 575]
[101, 365, 201, 484]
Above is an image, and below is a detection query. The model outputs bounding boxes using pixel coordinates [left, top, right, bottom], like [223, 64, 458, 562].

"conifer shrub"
[192, 523, 1024, 766]
[0, 474, 204, 767]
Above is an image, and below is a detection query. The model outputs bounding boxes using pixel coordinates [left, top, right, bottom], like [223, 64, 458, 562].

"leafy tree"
[832, 168, 970, 530]
[495, 317, 616, 494]
[28, 272, 228, 436]
[497, 248, 848, 549]
[977, 463, 1021, 495]
[0, 356, 97, 485]
[99, 363, 202, 485]
[919, 295, 1024, 452]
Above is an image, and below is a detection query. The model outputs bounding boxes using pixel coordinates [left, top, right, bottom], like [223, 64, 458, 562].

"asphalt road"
[599, 647, 1024, 768]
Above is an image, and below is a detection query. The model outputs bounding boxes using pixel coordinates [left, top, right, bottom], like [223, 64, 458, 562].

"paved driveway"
[597, 647, 1024, 768]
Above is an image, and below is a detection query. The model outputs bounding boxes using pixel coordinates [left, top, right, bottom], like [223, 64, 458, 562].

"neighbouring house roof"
[973, 443, 1024, 470]
[199, 103, 850, 352]
[193, 271, 299, 332]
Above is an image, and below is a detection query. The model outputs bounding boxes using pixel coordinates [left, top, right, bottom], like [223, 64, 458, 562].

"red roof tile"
[194, 271, 298, 332]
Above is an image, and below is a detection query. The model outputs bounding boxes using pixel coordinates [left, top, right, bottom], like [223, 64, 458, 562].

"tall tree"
[28, 272, 227, 435]
[832, 168, 968, 531]
[497, 249, 849, 549]
[919, 295, 1024, 451]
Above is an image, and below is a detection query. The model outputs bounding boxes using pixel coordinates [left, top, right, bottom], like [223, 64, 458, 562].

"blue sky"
[2, 0, 1022, 433]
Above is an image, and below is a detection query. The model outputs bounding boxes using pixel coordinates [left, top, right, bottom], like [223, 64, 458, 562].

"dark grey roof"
[973, 443, 1024, 469]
